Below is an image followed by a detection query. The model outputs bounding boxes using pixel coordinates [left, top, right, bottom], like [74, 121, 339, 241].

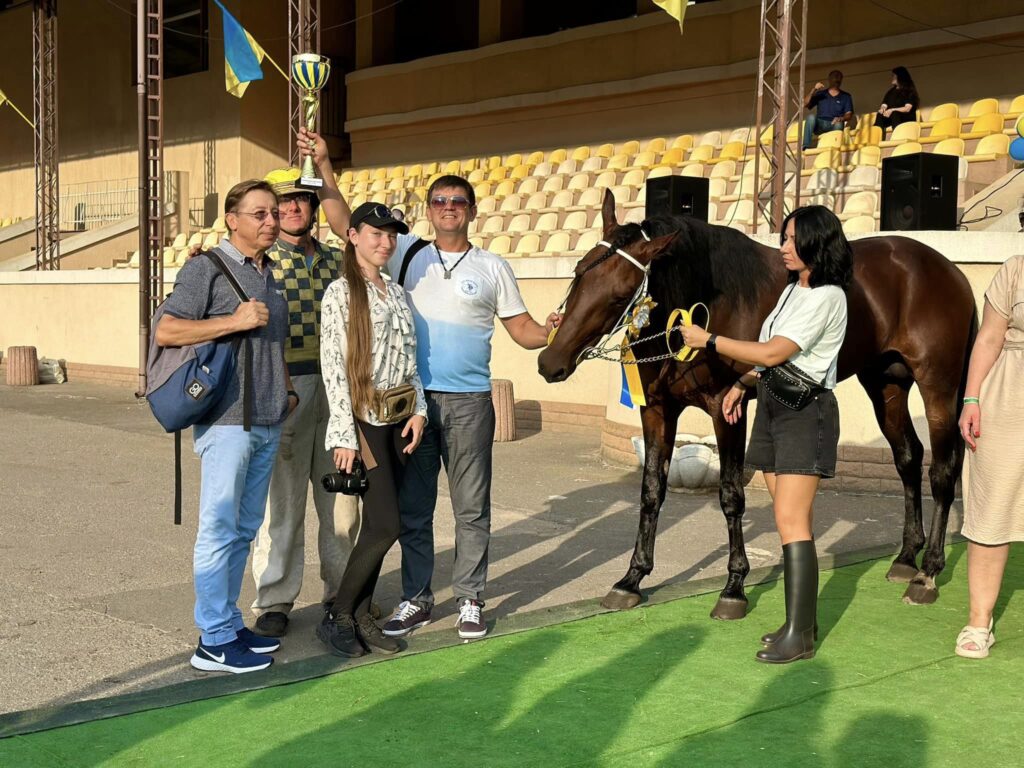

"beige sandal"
[955, 618, 995, 659]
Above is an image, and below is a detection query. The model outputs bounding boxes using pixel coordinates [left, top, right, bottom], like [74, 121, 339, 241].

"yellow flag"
[653, 0, 687, 33]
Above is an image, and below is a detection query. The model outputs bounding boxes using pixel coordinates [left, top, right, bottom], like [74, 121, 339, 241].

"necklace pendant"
[444, 269, 452, 279]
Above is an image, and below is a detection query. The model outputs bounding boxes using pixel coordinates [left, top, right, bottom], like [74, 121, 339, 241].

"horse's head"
[538, 189, 678, 383]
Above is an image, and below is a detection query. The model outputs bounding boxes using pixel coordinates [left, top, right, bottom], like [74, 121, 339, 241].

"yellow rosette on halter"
[666, 302, 711, 363]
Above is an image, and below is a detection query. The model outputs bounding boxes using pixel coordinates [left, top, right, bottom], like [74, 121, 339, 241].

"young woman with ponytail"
[318, 202, 427, 657]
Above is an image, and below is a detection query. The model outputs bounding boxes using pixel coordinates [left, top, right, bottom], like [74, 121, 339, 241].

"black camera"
[321, 459, 369, 496]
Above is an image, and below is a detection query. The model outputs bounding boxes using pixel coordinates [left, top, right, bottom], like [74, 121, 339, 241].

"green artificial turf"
[2, 541, 1020, 767]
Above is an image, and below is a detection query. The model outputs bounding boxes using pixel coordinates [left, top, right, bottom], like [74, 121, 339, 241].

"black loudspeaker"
[881, 152, 958, 231]
[645, 176, 710, 221]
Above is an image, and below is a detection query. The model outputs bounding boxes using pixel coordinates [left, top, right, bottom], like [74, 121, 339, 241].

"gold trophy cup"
[291, 53, 331, 189]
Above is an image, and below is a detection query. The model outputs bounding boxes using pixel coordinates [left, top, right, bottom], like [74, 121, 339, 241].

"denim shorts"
[745, 380, 840, 478]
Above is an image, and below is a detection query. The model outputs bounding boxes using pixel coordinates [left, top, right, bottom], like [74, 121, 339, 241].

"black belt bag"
[761, 363, 827, 410]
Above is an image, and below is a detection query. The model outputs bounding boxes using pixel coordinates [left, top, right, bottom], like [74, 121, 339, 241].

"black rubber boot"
[760, 621, 818, 645]
[756, 540, 818, 664]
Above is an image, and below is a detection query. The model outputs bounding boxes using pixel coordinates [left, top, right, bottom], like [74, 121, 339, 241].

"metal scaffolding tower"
[752, 0, 808, 232]
[288, 0, 320, 166]
[137, 0, 163, 394]
[32, 0, 59, 270]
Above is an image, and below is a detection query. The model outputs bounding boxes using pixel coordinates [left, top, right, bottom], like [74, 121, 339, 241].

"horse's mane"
[638, 215, 774, 310]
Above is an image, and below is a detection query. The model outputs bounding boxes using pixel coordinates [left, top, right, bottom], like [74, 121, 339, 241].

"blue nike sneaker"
[190, 638, 273, 674]
[237, 627, 281, 654]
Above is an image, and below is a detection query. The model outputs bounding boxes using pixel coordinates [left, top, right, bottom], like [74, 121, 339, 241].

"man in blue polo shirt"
[803, 70, 855, 150]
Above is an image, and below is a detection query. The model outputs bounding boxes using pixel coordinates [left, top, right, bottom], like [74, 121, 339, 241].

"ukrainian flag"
[214, 0, 267, 98]
[653, 0, 687, 33]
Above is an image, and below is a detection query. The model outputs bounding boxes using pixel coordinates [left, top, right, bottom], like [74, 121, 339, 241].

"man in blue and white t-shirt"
[303, 129, 558, 640]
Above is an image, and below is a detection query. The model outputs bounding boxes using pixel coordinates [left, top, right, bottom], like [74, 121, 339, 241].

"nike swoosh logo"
[205, 651, 226, 663]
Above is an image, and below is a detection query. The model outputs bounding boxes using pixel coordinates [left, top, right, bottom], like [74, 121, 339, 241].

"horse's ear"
[601, 188, 618, 238]
[643, 231, 680, 261]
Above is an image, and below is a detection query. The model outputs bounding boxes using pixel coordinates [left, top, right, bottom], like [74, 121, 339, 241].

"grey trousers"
[250, 374, 360, 615]
[398, 390, 495, 609]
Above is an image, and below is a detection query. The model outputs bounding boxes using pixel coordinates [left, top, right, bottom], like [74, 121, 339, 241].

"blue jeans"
[193, 423, 282, 645]
[803, 116, 843, 149]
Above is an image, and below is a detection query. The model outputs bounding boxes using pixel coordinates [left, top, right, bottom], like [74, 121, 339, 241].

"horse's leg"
[903, 380, 963, 605]
[857, 371, 925, 582]
[709, 409, 750, 620]
[602, 401, 679, 610]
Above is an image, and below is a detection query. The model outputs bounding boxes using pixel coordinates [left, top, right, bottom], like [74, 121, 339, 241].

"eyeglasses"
[280, 194, 314, 209]
[429, 195, 472, 210]
[232, 209, 281, 222]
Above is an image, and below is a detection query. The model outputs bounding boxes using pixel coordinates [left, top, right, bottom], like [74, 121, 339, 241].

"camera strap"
[357, 422, 378, 470]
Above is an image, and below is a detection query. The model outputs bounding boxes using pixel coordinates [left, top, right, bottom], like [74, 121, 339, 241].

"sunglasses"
[233, 209, 281, 222]
[280, 193, 314, 208]
[429, 195, 472, 210]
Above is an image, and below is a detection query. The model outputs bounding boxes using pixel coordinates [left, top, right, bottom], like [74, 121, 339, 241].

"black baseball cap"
[349, 201, 409, 235]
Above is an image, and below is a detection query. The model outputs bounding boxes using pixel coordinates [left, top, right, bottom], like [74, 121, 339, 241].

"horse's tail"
[956, 304, 979, 418]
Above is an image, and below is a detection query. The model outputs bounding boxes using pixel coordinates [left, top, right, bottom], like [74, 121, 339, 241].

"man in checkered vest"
[249, 167, 358, 638]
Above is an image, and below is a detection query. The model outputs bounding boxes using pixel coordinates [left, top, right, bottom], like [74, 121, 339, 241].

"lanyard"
[436, 244, 472, 279]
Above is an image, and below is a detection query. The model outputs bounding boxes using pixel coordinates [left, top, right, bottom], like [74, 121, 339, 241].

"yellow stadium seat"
[606, 153, 630, 171]
[488, 167, 508, 182]
[801, 150, 840, 177]
[517, 177, 539, 195]
[541, 175, 565, 193]
[843, 165, 879, 191]
[387, 177, 405, 192]
[891, 141, 922, 157]
[370, 179, 387, 193]
[489, 234, 512, 255]
[711, 140, 746, 163]
[843, 215, 877, 235]
[709, 159, 736, 179]
[545, 190, 575, 210]
[423, 162, 439, 176]
[509, 164, 531, 181]
[570, 146, 591, 162]
[594, 171, 617, 189]
[880, 121, 921, 147]
[460, 159, 478, 174]
[961, 112, 1004, 139]
[339, 170, 354, 184]
[806, 130, 844, 154]
[966, 133, 1010, 162]
[920, 117, 962, 144]
[388, 165, 405, 179]
[187, 232, 204, 248]
[574, 187, 604, 210]
[671, 134, 695, 151]
[406, 164, 422, 179]
[442, 160, 460, 175]
[468, 168, 487, 184]
[499, 193, 524, 212]
[697, 130, 722, 147]
[171, 232, 187, 248]
[1005, 95, 1024, 120]
[372, 167, 387, 181]
[411, 219, 433, 239]
[726, 127, 751, 145]
[525, 151, 544, 166]
[620, 140, 640, 156]
[526, 191, 551, 211]
[476, 196, 498, 214]
[580, 156, 604, 174]
[839, 191, 877, 221]
[933, 138, 965, 157]
[128, 250, 141, 267]
[514, 233, 540, 255]
[542, 231, 571, 254]
[162, 247, 177, 267]
[723, 199, 755, 225]
[504, 153, 523, 167]
[212, 217, 226, 232]
[850, 146, 881, 167]
[555, 159, 578, 175]
[567, 173, 591, 191]
[487, 156, 502, 170]
[644, 137, 667, 154]
[574, 229, 601, 252]
[660, 147, 685, 165]
[623, 207, 646, 225]
[174, 248, 191, 267]
[561, 210, 589, 231]
[679, 164, 704, 178]
[480, 215, 505, 235]
[966, 98, 999, 119]
[533, 211, 559, 231]
[355, 169, 371, 183]
[848, 124, 882, 148]
[621, 169, 646, 187]
[708, 178, 727, 201]
[533, 161, 553, 177]
[687, 145, 715, 164]
[647, 165, 673, 179]
[547, 148, 568, 163]
[507, 213, 532, 234]
[923, 102, 959, 125]
[595, 143, 615, 159]
[610, 185, 634, 203]
[474, 182, 492, 199]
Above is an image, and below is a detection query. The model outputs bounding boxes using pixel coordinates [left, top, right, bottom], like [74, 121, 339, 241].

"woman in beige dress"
[956, 254, 1024, 658]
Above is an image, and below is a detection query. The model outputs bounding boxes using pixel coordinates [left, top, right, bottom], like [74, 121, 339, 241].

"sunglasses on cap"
[429, 195, 472, 210]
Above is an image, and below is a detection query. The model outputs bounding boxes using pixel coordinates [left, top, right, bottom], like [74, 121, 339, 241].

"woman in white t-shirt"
[683, 205, 852, 664]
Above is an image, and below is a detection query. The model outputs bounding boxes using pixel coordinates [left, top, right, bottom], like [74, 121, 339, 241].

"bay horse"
[538, 190, 977, 619]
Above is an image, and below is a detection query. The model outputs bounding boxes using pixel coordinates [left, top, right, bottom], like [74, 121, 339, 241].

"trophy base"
[298, 176, 324, 190]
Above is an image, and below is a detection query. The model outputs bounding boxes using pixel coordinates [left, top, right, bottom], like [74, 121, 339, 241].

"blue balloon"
[1010, 137, 1024, 162]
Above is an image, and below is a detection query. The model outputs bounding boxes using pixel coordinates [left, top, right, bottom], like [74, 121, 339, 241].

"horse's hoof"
[601, 588, 642, 610]
[886, 562, 919, 583]
[710, 597, 748, 621]
[902, 575, 938, 605]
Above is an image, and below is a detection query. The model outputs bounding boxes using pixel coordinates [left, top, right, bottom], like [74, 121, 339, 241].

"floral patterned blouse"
[320, 274, 427, 451]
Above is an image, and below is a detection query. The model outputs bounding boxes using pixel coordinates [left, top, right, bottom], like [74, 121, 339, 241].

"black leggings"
[331, 420, 408, 618]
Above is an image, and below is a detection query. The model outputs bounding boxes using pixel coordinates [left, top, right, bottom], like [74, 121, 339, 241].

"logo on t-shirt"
[458, 278, 480, 298]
